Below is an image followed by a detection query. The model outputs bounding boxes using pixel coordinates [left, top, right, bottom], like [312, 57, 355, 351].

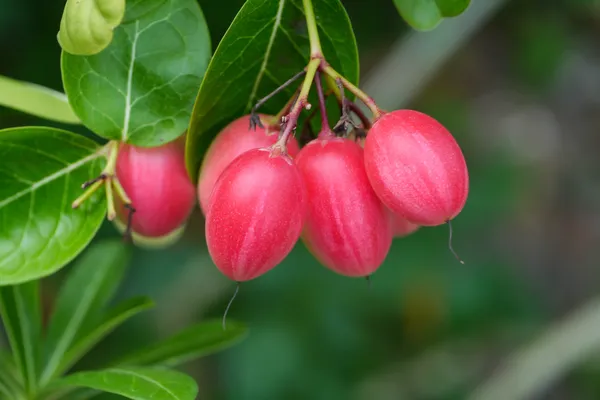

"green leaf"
[0, 282, 42, 395]
[115, 319, 247, 367]
[0, 75, 80, 124]
[61, 0, 211, 147]
[59, 296, 154, 375]
[470, 296, 600, 400]
[41, 240, 131, 385]
[54, 367, 198, 400]
[185, 0, 359, 181]
[393, 0, 471, 31]
[0, 127, 106, 285]
[0, 352, 21, 398]
[58, 0, 126, 56]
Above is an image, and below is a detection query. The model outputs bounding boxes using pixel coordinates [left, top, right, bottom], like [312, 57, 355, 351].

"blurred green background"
[3, 0, 600, 398]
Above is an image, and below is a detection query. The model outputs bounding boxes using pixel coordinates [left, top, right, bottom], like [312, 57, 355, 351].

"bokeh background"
[3, 0, 600, 398]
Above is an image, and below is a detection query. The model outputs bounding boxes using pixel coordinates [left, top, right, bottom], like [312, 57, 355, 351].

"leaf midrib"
[0, 152, 101, 209]
[104, 368, 180, 399]
[245, 0, 286, 111]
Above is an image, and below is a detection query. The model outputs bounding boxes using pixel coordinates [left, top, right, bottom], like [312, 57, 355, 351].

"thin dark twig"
[347, 101, 372, 129]
[223, 283, 240, 330]
[333, 78, 359, 134]
[81, 173, 107, 189]
[250, 70, 306, 130]
[123, 204, 136, 243]
[315, 71, 331, 134]
[447, 220, 465, 264]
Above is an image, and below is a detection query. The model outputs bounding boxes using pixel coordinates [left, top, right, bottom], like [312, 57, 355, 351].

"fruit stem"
[315, 71, 333, 138]
[273, 57, 321, 151]
[72, 178, 104, 209]
[302, 0, 323, 57]
[273, 87, 300, 126]
[105, 178, 116, 220]
[322, 64, 382, 119]
[250, 70, 306, 130]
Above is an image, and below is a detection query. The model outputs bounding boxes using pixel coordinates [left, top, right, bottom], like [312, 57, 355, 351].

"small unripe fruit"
[389, 212, 419, 238]
[296, 137, 392, 277]
[115, 139, 196, 240]
[206, 147, 306, 281]
[364, 110, 469, 226]
[197, 114, 300, 214]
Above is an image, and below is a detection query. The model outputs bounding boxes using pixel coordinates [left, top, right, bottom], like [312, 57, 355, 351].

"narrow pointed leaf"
[61, 0, 211, 147]
[58, 296, 154, 376]
[393, 0, 471, 31]
[185, 0, 359, 181]
[0, 127, 106, 285]
[116, 319, 247, 367]
[0, 282, 41, 394]
[54, 367, 198, 400]
[0, 75, 80, 124]
[40, 240, 130, 385]
[58, 0, 126, 55]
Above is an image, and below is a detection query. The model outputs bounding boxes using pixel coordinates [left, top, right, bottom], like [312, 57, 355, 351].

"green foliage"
[58, 0, 126, 56]
[54, 367, 198, 400]
[41, 241, 131, 385]
[116, 320, 248, 367]
[0, 282, 42, 396]
[185, 0, 359, 180]
[0, 75, 80, 124]
[0, 127, 106, 285]
[0, 240, 246, 399]
[61, 0, 211, 147]
[393, 0, 471, 30]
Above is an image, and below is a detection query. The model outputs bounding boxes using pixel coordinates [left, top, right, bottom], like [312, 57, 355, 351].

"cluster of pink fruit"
[114, 109, 469, 283]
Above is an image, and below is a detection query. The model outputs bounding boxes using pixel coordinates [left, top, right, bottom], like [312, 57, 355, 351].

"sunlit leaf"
[393, 0, 471, 31]
[0, 75, 80, 124]
[54, 367, 198, 400]
[0, 127, 106, 285]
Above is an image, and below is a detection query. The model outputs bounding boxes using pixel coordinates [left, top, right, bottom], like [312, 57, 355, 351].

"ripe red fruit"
[296, 137, 392, 277]
[389, 212, 419, 238]
[206, 147, 306, 281]
[364, 110, 469, 226]
[115, 139, 196, 240]
[197, 114, 300, 214]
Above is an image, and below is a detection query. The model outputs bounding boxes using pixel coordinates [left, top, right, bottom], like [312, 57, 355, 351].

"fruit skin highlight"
[197, 114, 300, 214]
[296, 137, 392, 277]
[364, 110, 469, 226]
[115, 138, 196, 239]
[205, 147, 306, 282]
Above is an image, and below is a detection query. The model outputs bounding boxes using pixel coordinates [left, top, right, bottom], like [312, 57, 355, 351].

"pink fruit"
[206, 147, 306, 281]
[389, 212, 419, 237]
[296, 137, 392, 277]
[115, 139, 196, 238]
[364, 110, 469, 226]
[197, 114, 300, 214]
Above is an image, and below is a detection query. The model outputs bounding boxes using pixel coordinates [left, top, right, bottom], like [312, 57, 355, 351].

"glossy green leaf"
[58, 0, 125, 56]
[0, 282, 41, 394]
[0, 75, 80, 124]
[116, 319, 247, 367]
[0, 127, 106, 285]
[185, 0, 359, 180]
[61, 0, 211, 147]
[40, 240, 131, 385]
[59, 296, 154, 376]
[393, 0, 471, 31]
[470, 296, 600, 400]
[55, 367, 198, 400]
